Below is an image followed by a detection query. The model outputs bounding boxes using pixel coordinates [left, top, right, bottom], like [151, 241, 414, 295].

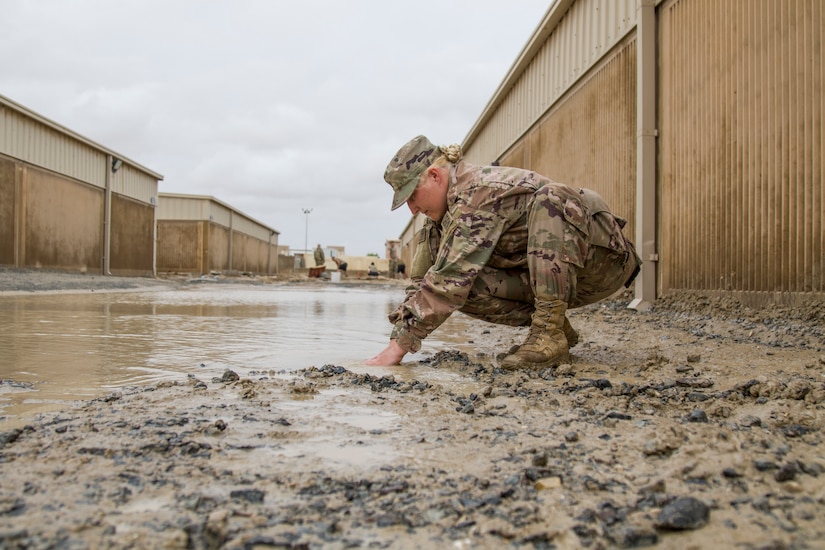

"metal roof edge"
[158, 192, 280, 235]
[0, 93, 165, 181]
[462, 0, 574, 149]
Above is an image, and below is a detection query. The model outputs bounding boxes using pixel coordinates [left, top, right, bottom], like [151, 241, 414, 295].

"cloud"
[1, 0, 551, 255]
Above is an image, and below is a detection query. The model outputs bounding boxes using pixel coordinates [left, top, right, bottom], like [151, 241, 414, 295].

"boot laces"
[521, 327, 543, 348]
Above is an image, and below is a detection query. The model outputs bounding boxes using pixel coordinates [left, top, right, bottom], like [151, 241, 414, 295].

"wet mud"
[1, 272, 824, 549]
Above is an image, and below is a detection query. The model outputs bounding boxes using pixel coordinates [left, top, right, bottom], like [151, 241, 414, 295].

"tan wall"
[502, 38, 638, 237]
[110, 194, 155, 276]
[0, 157, 16, 265]
[0, 160, 104, 272]
[0, 156, 160, 275]
[462, 0, 823, 305]
[464, 0, 638, 166]
[658, 0, 824, 296]
[208, 224, 229, 273]
[157, 220, 205, 273]
[157, 220, 278, 275]
[25, 166, 103, 271]
[231, 232, 277, 274]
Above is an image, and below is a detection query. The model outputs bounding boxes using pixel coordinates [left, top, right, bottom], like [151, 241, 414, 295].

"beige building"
[399, 0, 823, 308]
[156, 193, 279, 276]
[0, 94, 163, 277]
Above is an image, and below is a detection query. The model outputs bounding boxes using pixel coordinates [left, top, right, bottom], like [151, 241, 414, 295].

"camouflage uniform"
[313, 245, 325, 267]
[389, 161, 640, 353]
[388, 248, 398, 279]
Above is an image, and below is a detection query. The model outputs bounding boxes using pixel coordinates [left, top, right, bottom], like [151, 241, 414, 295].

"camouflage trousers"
[460, 188, 640, 327]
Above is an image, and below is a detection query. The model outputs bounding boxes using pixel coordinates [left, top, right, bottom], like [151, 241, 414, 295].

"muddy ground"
[1, 269, 824, 549]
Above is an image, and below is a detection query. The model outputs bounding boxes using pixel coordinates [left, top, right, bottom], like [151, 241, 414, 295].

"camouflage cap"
[384, 135, 441, 211]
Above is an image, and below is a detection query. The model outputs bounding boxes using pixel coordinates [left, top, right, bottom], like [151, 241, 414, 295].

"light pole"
[302, 208, 312, 252]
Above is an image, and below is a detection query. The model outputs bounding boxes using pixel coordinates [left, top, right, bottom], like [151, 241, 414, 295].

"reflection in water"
[0, 286, 395, 427]
[0, 284, 498, 429]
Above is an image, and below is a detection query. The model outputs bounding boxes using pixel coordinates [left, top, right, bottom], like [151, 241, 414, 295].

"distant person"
[368, 262, 379, 278]
[333, 257, 348, 277]
[366, 135, 640, 369]
[313, 244, 325, 267]
[396, 262, 406, 279]
[388, 248, 398, 280]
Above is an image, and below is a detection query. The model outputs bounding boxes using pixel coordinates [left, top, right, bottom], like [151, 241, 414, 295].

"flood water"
[0, 284, 487, 430]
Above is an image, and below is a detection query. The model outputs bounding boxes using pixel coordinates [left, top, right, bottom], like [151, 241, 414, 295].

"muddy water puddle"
[0, 284, 490, 430]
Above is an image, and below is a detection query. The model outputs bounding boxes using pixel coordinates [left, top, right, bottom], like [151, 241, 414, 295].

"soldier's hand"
[365, 340, 407, 366]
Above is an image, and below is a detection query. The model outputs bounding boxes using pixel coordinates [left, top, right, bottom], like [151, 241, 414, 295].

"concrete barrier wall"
[0, 157, 103, 272]
[110, 194, 155, 277]
[157, 220, 278, 275]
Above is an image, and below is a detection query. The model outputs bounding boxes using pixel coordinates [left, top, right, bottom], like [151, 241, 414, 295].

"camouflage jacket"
[389, 161, 588, 353]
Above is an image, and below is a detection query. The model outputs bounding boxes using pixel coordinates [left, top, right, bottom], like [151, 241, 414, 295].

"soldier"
[388, 247, 398, 280]
[366, 135, 641, 369]
[313, 244, 325, 267]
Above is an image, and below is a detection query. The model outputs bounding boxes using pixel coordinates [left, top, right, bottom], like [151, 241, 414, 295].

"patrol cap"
[384, 135, 441, 211]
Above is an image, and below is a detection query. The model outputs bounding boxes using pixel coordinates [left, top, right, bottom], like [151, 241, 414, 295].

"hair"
[417, 143, 462, 185]
[440, 143, 462, 163]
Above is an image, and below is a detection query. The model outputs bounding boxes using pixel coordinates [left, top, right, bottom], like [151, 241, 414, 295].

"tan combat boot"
[501, 300, 570, 370]
[563, 316, 579, 348]
[508, 315, 578, 354]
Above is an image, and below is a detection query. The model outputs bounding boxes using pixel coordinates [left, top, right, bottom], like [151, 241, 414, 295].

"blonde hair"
[440, 143, 462, 163]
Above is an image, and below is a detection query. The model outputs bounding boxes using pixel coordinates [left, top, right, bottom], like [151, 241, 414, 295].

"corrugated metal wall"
[502, 38, 638, 232]
[156, 194, 280, 275]
[22, 166, 103, 271]
[110, 165, 160, 205]
[659, 0, 824, 295]
[0, 104, 107, 190]
[110, 195, 155, 276]
[457, 0, 824, 303]
[0, 98, 160, 205]
[157, 221, 204, 273]
[464, 0, 637, 165]
[1, 96, 163, 275]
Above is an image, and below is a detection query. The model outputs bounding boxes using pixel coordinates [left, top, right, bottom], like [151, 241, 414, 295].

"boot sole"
[500, 351, 570, 371]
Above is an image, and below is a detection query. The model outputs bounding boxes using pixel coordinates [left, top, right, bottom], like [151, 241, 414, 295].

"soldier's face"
[406, 167, 448, 222]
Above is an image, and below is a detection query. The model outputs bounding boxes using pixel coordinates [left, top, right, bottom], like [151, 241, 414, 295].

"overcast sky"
[3, 0, 551, 256]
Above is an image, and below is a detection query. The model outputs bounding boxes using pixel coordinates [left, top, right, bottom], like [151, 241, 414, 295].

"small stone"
[221, 370, 240, 382]
[656, 496, 710, 530]
[608, 525, 658, 547]
[774, 463, 798, 482]
[535, 477, 562, 490]
[740, 415, 762, 427]
[531, 453, 548, 467]
[229, 489, 264, 504]
[754, 460, 778, 472]
[687, 409, 708, 423]
[781, 481, 804, 493]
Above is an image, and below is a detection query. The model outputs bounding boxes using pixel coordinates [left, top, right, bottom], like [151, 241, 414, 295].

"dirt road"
[1, 270, 823, 549]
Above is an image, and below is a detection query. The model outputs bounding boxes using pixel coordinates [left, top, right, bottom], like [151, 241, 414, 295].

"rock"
[220, 370, 239, 382]
[687, 409, 708, 423]
[656, 496, 710, 530]
[754, 460, 778, 472]
[535, 477, 562, 490]
[774, 463, 798, 482]
[740, 415, 762, 427]
[608, 525, 659, 547]
[230, 489, 265, 504]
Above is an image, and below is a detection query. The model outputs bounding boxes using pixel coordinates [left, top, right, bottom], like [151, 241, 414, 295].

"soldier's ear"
[428, 166, 444, 186]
